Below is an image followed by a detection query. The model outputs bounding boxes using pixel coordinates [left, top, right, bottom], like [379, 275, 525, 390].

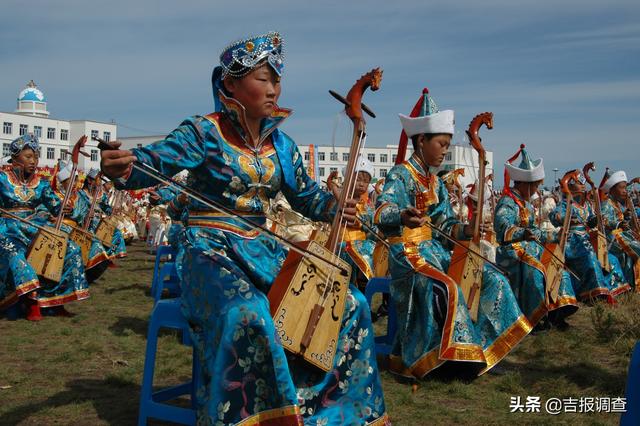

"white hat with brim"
[602, 170, 627, 192]
[505, 158, 545, 183]
[399, 110, 455, 137]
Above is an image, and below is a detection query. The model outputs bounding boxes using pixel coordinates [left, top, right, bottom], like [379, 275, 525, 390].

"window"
[2, 143, 10, 157]
[304, 151, 310, 161]
[34, 126, 42, 138]
[319, 167, 325, 177]
[37, 147, 41, 158]
[3, 122, 12, 135]
[380, 154, 388, 163]
[103, 131, 111, 142]
[60, 149, 68, 160]
[342, 153, 349, 162]
[47, 127, 55, 139]
[329, 167, 337, 173]
[445, 152, 452, 161]
[47, 147, 55, 160]
[392, 154, 397, 163]
[380, 168, 387, 177]
[60, 129, 68, 141]
[318, 152, 325, 161]
[367, 153, 375, 162]
[91, 149, 98, 161]
[19, 124, 28, 135]
[91, 130, 99, 140]
[330, 152, 338, 161]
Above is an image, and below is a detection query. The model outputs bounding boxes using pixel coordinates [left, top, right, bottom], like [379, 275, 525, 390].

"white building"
[119, 135, 164, 151]
[0, 80, 117, 171]
[297, 143, 492, 188]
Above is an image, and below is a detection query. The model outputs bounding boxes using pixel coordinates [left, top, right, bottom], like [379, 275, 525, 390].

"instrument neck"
[325, 122, 365, 251]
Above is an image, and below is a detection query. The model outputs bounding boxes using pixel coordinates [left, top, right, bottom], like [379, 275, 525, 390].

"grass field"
[1, 241, 637, 425]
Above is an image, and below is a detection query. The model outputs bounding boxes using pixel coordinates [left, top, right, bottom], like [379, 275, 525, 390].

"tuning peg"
[361, 102, 376, 118]
[329, 90, 350, 108]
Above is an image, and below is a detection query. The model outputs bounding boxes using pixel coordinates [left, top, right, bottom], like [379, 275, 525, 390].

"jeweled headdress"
[219, 31, 284, 79]
[9, 134, 39, 157]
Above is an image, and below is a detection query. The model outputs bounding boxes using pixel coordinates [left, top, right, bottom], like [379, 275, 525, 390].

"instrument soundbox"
[27, 228, 68, 283]
[95, 217, 117, 246]
[269, 241, 351, 371]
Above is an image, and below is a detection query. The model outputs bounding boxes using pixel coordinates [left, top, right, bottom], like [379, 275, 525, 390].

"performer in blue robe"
[56, 165, 111, 283]
[80, 171, 127, 260]
[375, 89, 531, 378]
[100, 32, 389, 426]
[0, 135, 89, 320]
[549, 171, 630, 301]
[329, 155, 378, 290]
[600, 170, 640, 290]
[495, 145, 578, 329]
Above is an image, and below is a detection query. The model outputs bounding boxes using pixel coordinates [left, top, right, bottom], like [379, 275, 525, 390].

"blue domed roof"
[17, 80, 46, 103]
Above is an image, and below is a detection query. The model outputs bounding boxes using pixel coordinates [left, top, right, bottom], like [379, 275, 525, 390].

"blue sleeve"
[40, 181, 62, 217]
[374, 166, 409, 236]
[495, 197, 527, 244]
[118, 116, 207, 189]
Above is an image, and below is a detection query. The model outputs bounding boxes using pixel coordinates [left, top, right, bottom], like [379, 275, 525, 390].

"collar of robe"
[216, 89, 292, 149]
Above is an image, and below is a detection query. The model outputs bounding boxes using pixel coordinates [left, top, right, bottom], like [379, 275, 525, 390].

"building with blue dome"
[16, 80, 49, 117]
[1, 80, 117, 170]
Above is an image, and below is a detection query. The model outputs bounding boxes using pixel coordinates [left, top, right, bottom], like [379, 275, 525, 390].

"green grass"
[0, 242, 636, 425]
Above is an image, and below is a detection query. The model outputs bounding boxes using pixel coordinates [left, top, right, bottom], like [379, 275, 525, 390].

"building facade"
[297, 143, 492, 188]
[0, 81, 116, 171]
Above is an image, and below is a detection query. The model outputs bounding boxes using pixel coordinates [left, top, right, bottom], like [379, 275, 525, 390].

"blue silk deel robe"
[79, 188, 127, 259]
[601, 196, 640, 290]
[374, 155, 531, 378]
[0, 168, 88, 310]
[549, 197, 630, 300]
[495, 190, 579, 326]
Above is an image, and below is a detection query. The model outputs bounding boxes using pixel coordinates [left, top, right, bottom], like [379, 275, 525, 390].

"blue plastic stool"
[151, 246, 178, 301]
[152, 262, 181, 303]
[364, 277, 398, 356]
[621, 341, 640, 425]
[138, 298, 198, 426]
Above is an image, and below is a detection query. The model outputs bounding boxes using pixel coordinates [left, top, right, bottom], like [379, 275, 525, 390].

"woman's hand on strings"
[100, 141, 137, 179]
[401, 207, 427, 229]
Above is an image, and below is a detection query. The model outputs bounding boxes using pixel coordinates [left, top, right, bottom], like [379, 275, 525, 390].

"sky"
[1, 0, 639, 184]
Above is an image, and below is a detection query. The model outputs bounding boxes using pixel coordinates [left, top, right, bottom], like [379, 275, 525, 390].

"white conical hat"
[398, 88, 454, 137]
[504, 145, 545, 183]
